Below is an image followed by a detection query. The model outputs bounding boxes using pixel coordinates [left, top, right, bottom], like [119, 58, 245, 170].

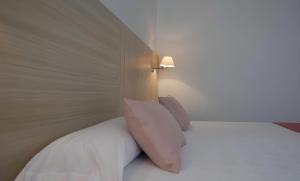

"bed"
[124, 121, 300, 181]
[16, 118, 300, 181]
[1, 0, 299, 181]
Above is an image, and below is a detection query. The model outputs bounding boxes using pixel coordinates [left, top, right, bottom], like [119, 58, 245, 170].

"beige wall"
[157, 0, 300, 122]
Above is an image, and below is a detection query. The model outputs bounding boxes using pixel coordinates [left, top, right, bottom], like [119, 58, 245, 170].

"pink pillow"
[159, 96, 190, 131]
[123, 98, 186, 173]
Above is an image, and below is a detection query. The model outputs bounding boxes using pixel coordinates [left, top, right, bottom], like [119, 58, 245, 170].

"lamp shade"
[160, 56, 175, 68]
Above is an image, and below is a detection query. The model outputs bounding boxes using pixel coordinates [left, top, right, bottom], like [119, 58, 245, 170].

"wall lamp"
[151, 56, 175, 72]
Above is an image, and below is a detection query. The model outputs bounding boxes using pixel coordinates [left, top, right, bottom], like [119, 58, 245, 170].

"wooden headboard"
[0, 0, 158, 180]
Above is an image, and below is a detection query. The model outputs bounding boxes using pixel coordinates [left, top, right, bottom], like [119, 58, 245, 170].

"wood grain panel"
[0, 0, 158, 180]
[121, 27, 159, 102]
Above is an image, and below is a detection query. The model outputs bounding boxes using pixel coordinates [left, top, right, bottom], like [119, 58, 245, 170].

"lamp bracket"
[151, 66, 164, 72]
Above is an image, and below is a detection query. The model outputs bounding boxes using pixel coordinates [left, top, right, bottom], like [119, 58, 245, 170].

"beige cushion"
[123, 98, 186, 173]
[159, 96, 190, 131]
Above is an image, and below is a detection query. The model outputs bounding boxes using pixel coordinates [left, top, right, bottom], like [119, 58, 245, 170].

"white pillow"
[15, 117, 141, 181]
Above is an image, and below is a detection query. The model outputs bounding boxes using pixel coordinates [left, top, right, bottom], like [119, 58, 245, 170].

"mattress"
[124, 121, 300, 181]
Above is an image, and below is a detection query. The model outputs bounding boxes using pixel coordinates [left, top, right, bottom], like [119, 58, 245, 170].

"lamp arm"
[151, 66, 164, 72]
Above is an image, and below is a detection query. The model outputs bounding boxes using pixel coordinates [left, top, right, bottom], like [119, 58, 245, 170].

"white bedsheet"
[124, 121, 300, 181]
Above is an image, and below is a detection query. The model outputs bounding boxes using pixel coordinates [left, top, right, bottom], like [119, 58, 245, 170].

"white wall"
[100, 0, 157, 50]
[157, 0, 300, 122]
